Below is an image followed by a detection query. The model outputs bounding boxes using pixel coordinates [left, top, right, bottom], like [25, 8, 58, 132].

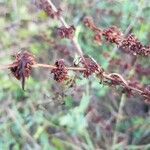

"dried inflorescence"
[83, 16, 150, 57]
[1, 1, 149, 103]
[83, 16, 103, 45]
[119, 34, 149, 56]
[10, 51, 35, 90]
[51, 59, 68, 82]
[103, 26, 123, 45]
[81, 55, 103, 78]
[35, 0, 61, 18]
[57, 25, 75, 39]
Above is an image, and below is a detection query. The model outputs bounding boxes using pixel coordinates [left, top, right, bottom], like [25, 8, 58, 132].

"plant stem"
[112, 94, 126, 149]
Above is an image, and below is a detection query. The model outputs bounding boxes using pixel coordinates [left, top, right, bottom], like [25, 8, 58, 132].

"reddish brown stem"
[0, 62, 149, 102]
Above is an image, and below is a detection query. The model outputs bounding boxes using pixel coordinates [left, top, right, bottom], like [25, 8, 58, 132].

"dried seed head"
[81, 55, 102, 78]
[119, 34, 150, 56]
[103, 26, 123, 44]
[10, 51, 36, 90]
[51, 59, 68, 82]
[57, 25, 75, 39]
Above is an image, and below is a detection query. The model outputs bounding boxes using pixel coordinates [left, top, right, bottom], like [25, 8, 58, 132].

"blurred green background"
[0, 0, 150, 149]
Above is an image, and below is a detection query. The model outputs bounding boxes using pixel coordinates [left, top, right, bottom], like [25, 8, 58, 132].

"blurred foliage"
[0, 0, 150, 149]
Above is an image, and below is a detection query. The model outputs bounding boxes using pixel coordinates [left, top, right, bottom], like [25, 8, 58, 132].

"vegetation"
[0, 0, 150, 149]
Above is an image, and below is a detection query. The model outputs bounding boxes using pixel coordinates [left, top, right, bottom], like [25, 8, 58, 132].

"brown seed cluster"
[35, 0, 61, 18]
[81, 55, 101, 78]
[10, 51, 35, 90]
[57, 25, 75, 39]
[83, 16, 150, 57]
[51, 59, 68, 82]
[103, 26, 123, 45]
[119, 34, 150, 56]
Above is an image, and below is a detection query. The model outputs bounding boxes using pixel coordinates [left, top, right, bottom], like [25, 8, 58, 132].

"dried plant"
[0, 1, 150, 149]
[0, 0, 149, 104]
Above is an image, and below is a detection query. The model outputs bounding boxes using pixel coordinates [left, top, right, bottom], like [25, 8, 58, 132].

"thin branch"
[0, 61, 149, 102]
[33, 63, 86, 71]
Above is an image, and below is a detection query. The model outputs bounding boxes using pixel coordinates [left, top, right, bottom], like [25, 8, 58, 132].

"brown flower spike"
[10, 51, 35, 90]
